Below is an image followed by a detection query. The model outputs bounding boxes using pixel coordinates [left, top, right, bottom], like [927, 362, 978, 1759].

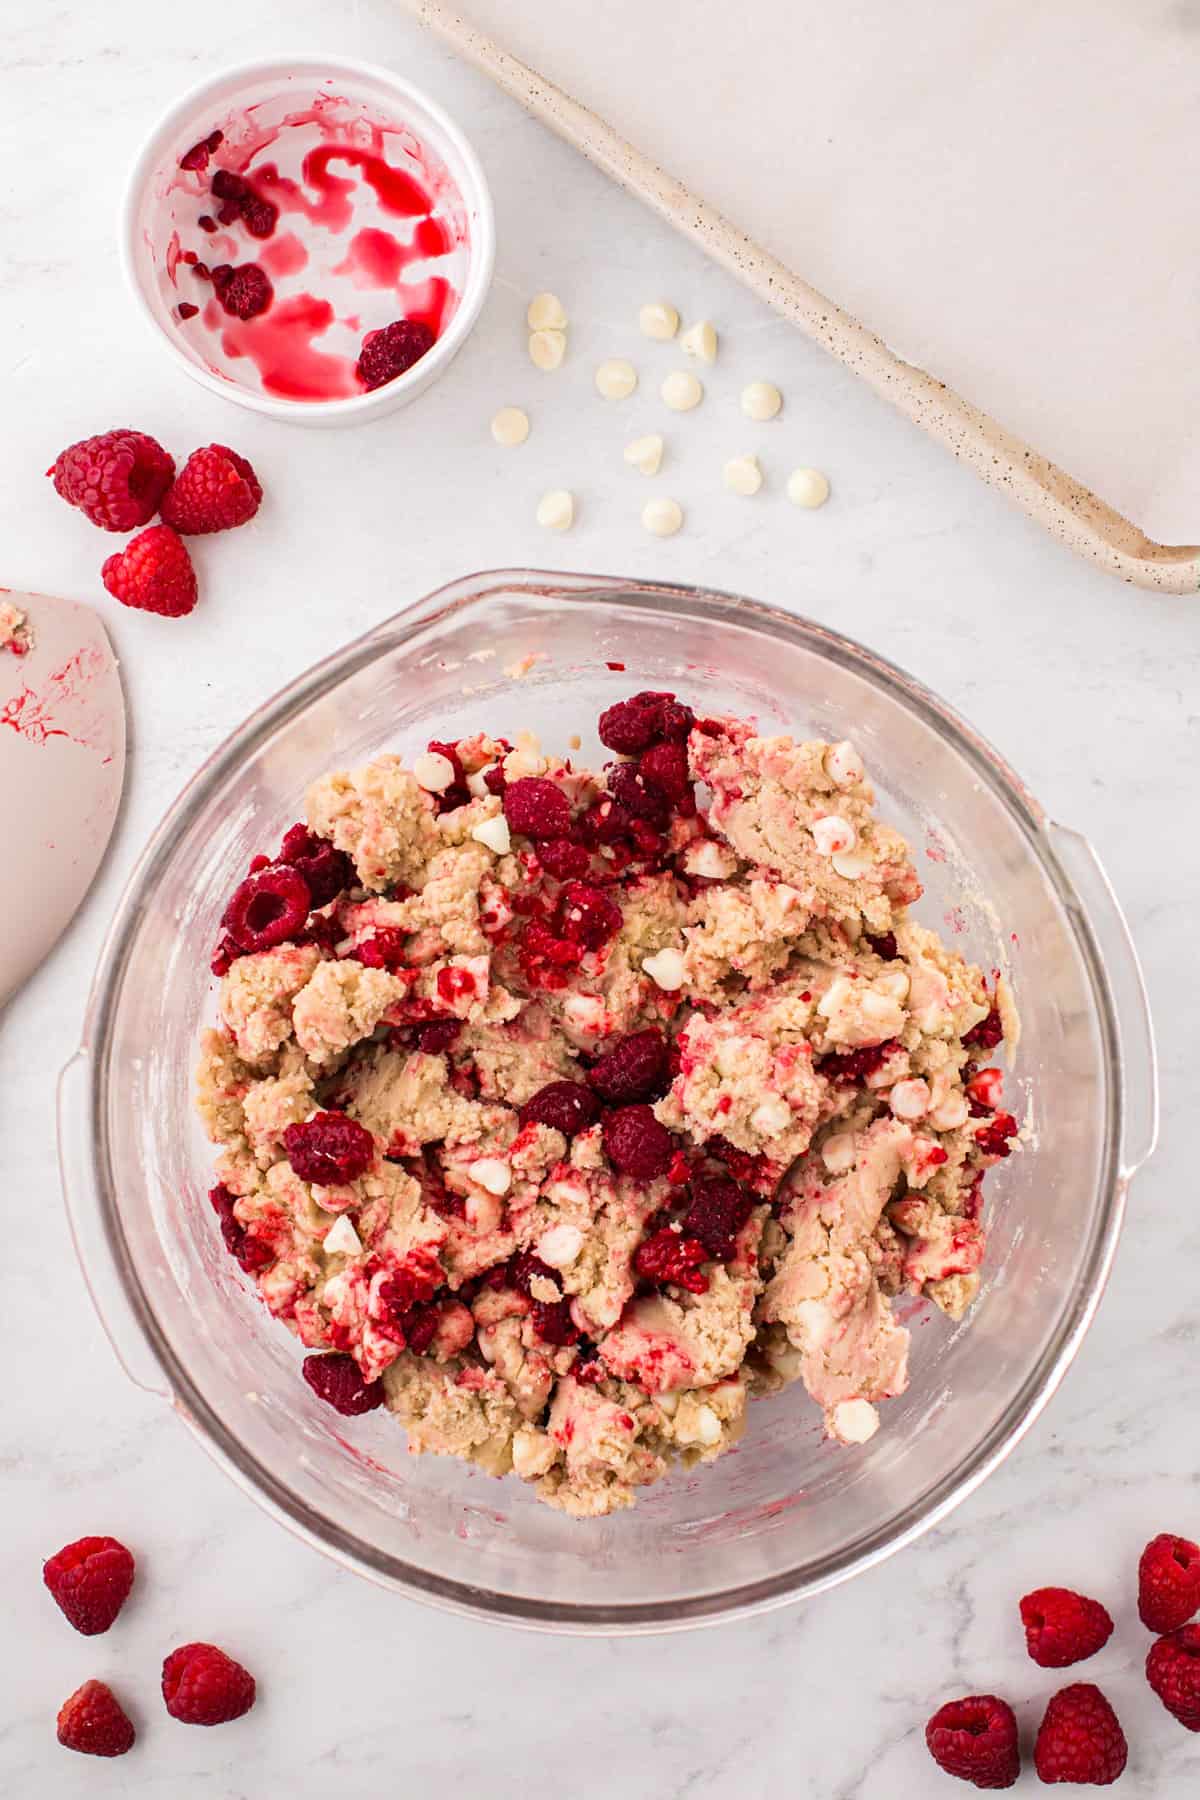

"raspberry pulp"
[211, 262, 273, 319]
[556, 880, 622, 950]
[276, 822, 352, 907]
[302, 1352, 384, 1415]
[964, 1004, 1004, 1050]
[684, 1174, 755, 1261]
[283, 1111, 374, 1184]
[633, 1225, 708, 1294]
[209, 1183, 273, 1274]
[356, 317, 436, 390]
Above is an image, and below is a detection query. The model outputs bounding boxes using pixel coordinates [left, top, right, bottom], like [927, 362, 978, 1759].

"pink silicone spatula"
[0, 588, 125, 1004]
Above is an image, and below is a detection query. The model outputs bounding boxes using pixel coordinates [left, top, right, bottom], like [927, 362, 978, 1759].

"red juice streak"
[304, 144, 431, 217]
[260, 232, 309, 279]
[414, 215, 451, 257]
[403, 276, 455, 337]
[219, 293, 357, 400]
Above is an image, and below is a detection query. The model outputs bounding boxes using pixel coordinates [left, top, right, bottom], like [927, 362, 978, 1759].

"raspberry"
[638, 740, 693, 806]
[359, 928, 409, 970]
[43, 1536, 135, 1636]
[518, 917, 583, 990]
[210, 168, 278, 239]
[607, 760, 669, 826]
[508, 1251, 581, 1345]
[161, 443, 263, 535]
[603, 1105, 673, 1179]
[1020, 1587, 1114, 1668]
[1139, 1533, 1200, 1633]
[588, 1028, 670, 1103]
[820, 1039, 901, 1084]
[578, 796, 633, 846]
[209, 1183, 273, 1274]
[598, 691, 692, 754]
[179, 127, 223, 171]
[1146, 1624, 1200, 1729]
[503, 777, 572, 840]
[356, 317, 436, 390]
[519, 1080, 599, 1137]
[56, 1680, 135, 1757]
[101, 524, 198, 618]
[633, 1224, 708, 1294]
[161, 1642, 256, 1726]
[1033, 1683, 1127, 1786]
[178, 301, 200, 320]
[557, 880, 622, 950]
[221, 863, 311, 952]
[925, 1695, 1020, 1790]
[302, 1352, 384, 1415]
[283, 1111, 374, 1184]
[275, 822, 352, 908]
[683, 1174, 755, 1260]
[538, 837, 591, 879]
[867, 931, 899, 960]
[211, 261, 273, 319]
[416, 1018, 461, 1054]
[964, 1005, 1004, 1050]
[51, 428, 175, 532]
[975, 1111, 1019, 1158]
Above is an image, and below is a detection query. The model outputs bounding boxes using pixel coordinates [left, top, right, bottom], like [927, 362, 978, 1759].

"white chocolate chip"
[831, 849, 872, 881]
[467, 1157, 512, 1196]
[661, 369, 703, 411]
[741, 381, 782, 421]
[642, 946, 686, 991]
[679, 319, 718, 363]
[656, 1389, 680, 1417]
[529, 328, 567, 371]
[750, 1095, 792, 1135]
[787, 466, 830, 508]
[876, 969, 910, 1002]
[322, 1215, 362, 1257]
[820, 1131, 858, 1174]
[624, 433, 664, 476]
[831, 1398, 879, 1445]
[642, 496, 683, 537]
[723, 453, 763, 496]
[889, 1078, 931, 1121]
[526, 292, 567, 330]
[470, 814, 512, 855]
[639, 301, 679, 340]
[810, 814, 857, 856]
[682, 839, 738, 879]
[693, 1405, 722, 1447]
[861, 990, 904, 1029]
[466, 767, 494, 798]
[536, 489, 575, 531]
[412, 750, 456, 793]
[929, 1090, 970, 1131]
[536, 1223, 585, 1269]
[595, 358, 638, 400]
[490, 406, 530, 447]
[825, 742, 864, 791]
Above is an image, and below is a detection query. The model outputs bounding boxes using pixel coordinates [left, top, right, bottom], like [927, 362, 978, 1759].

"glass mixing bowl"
[59, 571, 1158, 1632]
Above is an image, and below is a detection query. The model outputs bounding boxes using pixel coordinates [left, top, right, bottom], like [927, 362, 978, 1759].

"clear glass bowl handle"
[57, 1050, 173, 1400]
[1045, 822, 1160, 1179]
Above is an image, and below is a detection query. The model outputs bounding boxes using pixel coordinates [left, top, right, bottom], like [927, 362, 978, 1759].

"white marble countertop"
[3, 5, 1198, 1795]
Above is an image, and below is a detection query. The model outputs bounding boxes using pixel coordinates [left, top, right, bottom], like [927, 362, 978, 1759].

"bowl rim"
[118, 53, 496, 421]
[72, 569, 1131, 1632]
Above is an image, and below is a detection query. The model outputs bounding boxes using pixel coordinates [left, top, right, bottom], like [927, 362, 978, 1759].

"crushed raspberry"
[974, 1111, 1018, 1158]
[358, 928, 409, 970]
[211, 261, 273, 319]
[820, 1039, 901, 1084]
[299, 911, 343, 955]
[634, 1225, 708, 1294]
[507, 1251, 580, 1344]
[283, 1111, 374, 1184]
[51, 428, 175, 532]
[402, 1302, 443, 1356]
[102, 523, 198, 618]
[519, 1080, 599, 1136]
[356, 317, 436, 390]
[538, 837, 591, 879]
[572, 1348, 606, 1384]
[178, 301, 199, 320]
[588, 1028, 669, 1103]
[209, 1183, 273, 1274]
[966, 1067, 1005, 1111]
[578, 796, 633, 846]
[684, 1174, 755, 1260]
[603, 1105, 674, 1179]
[557, 880, 622, 950]
[667, 1149, 692, 1185]
[638, 740, 695, 811]
[1146, 1624, 1200, 1729]
[275, 822, 352, 907]
[210, 167, 278, 238]
[161, 1641, 257, 1727]
[1033, 1683, 1127, 1787]
[518, 917, 584, 990]
[416, 1018, 461, 1054]
[607, 760, 669, 826]
[598, 690, 692, 754]
[57, 1680, 135, 1758]
[180, 127, 223, 171]
[221, 863, 311, 951]
[302, 1352, 384, 1415]
[504, 777, 572, 840]
[198, 213, 217, 231]
[866, 931, 899, 960]
[436, 965, 477, 1006]
[1020, 1588, 1114, 1668]
[482, 764, 507, 795]
[43, 1536, 135, 1637]
[925, 1695, 1020, 1790]
[161, 443, 263, 535]
[706, 1135, 774, 1191]
[1139, 1533, 1200, 1633]
[964, 1005, 1004, 1050]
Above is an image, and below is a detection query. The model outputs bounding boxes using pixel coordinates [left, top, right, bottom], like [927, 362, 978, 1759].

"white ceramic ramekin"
[120, 55, 495, 426]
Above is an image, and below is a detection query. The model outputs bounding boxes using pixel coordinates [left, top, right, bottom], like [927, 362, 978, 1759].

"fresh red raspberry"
[557, 880, 622, 950]
[210, 168, 278, 239]
[503, 777, 572, 840]
[209, 1183, 273, 1274]
[603, 1105, 673, 1179]
[356, 317, 436, 390]
[221, 863, 311, 951]
[538, 837, 591, 879]
[519, 1080, 599, 1136]
[211, 261, 273, 319]
[1020, 1587, 1114, 1668]
[50, 428, 175, 531]
[101, 524, 198, 618]
[1146, 1624, 1200, 1729]
[302, 1352, 384, 1415]
[161, 1642, 256, 1726]
[607, 760, 669, 826]
[1033, 1683, 1127, 1786]
[598, 691, 692, 754]
[925, 1695, 1020, 1790]
[588, 1028, 670, 1103]
[275, 822, 353, 908]
[578, 796, 633, 846]
[820, 1039, 901, 1084]
[633, 1224, 708, 1294]
[283, 1111, 374, 1184]
[964, 1004, 1004, 1050]
[43, 1536, 135, 1636]
[56, 1680, 135, 1758]
[684, 1174, 755, 1261]
[1139, 1533, 1200, 1633]
[161, 443, 263, 535]
[975, 1111, 1019, 1158]
[638, 740, 694, 807]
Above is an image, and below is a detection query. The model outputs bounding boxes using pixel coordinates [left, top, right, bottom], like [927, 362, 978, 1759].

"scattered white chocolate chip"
[639, 301, 679, 340]
[825, 740, 865, 788]
[820, 1131, 858, 1174]
[831, 1398, 879, 1445]
[536, 489, 575, 531]
[412, 750, 457, 793]
[470, 814, 512, 855]
[642, 496, 684, 537]
[723, 453, 763, 496]
[682, 839, 738, 879]
[680, 319, 718, 363]
[526, 291, 567, 331]
[536, 1223, 585, 1269]
[528, 328, 567, 371]
[741, 380, 782, 421]
[595, 358, 638, 400]
[642, 946, 686, 991]
[929, 1090, 970, 1131]
[889, 1078, 932, 1121]
[693, 1405, 722, 1447]
[810, 814, 857, 856]
[750, 1096, 792, 1135]
[466, 767, 494, 798]
[661, 369, 703, 411]
[467, 1157, 512, 1196]
[624, 433, 664, 476]
[490, 406, 530, 447]
[787, 466, 830, 508]
[831, 848, 872, 881]
[322, 1215, 362, 1257]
